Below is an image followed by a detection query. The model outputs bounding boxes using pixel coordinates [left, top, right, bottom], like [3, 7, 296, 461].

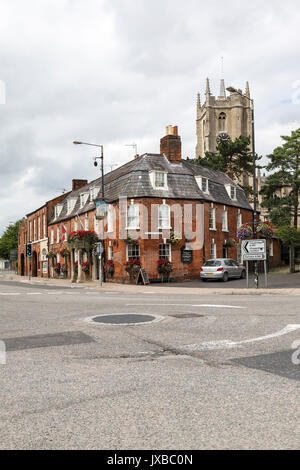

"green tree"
[261, 128, 300, 228]
[190, 135, 260, 198]
[276, 225, 300, 273]
[0, 220, 22, 259]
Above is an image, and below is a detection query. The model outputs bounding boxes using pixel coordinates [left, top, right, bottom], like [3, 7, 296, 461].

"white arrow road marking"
[126, 304, 245, 309]
[180, 324, 300, 352]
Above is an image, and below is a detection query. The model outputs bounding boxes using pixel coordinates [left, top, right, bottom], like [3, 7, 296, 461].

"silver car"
[200, 258, 246, 282]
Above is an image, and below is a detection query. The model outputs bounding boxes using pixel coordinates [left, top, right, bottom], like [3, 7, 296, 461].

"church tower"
[196, 79, 252, 158]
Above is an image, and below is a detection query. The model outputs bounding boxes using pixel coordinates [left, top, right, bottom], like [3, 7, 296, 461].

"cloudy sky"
[0, 0, 300, 234]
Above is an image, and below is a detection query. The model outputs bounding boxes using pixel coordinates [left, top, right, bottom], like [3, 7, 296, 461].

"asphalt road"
[0, 277, 299, 450]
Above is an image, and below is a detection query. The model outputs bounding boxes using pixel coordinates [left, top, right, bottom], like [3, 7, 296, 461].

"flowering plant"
[82, 261, 90, 274]
[104, 260, 115, 277]
[54, 262, 61, 273]
[46, 251, 55, 258]
[74, 261, 78, 273]
[125, 259, 141, 278]
[67, 230, 99, 250]
[257, 221, 275, 239]
[168, 231, 181, 245]
[236, 223, 253, 240]
[157, 258, 173, 274]
[60, 247, 70, 257]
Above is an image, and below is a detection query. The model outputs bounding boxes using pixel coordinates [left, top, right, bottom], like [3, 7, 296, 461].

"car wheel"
[201, 278, 207, 282]
[240, 270, 246, 279]
[223, 272, 229, 282]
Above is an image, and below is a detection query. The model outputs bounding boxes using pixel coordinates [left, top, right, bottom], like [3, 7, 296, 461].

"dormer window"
[54, 204, 63, 219]
[225, 184, 237, 200]
[195, 176, 209, 194]
[67, 197, 77, 214]
[80, 192, 89, 208]
[90, 187, 100, 200]
[149, 171, 168, 190]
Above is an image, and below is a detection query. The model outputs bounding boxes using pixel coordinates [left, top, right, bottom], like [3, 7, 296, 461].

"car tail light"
[217, 267, 224, 272]
[200, 268, 203, 272]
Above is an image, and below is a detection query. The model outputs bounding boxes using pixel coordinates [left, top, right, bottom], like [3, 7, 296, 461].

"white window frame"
[270, 241, 274, 257]
[209, 207, 216, 230]
[67, 198, 77, 215]
[43, 214, 46, 239]
[54, 204, 63, 219]
[237, 212, 242, 229]
[57, 227, 60, 243]
[222, 210, 228, 232]
[107, 205, 114, 233]
[84, 216, 89, 231]
[149, 171, 168, 190]
[159, 244, 171, 261]
[37, 216, 40, 240]
[210, 241, 216, 259]
[89, 187, 100, 201]
[51, 229, 54, 244]
[195, 176, 209, 194]
[225, 184, 237, 200]
[158, 204, 171, 229]
[33, 219, 36, 241]
[126, 243, 140, 261]
[80, 192, 89, 208]
[74, 220, 78, 231]
[126, 204, 140, 230]
[108, 246, 114, 260]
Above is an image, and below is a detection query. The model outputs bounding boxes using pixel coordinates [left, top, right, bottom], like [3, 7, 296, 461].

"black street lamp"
[226, 87, 258, 286]
[73, 140, 105, 285]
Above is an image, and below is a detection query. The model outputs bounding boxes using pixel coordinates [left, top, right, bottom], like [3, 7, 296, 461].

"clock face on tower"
[217, 132, 231, 144]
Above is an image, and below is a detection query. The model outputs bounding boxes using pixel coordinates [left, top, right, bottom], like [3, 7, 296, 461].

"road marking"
[0, 293, 21, 296]
[26, 292, 42, 295]
[193, 304, 245, 309]
[180, 324, 300, 352]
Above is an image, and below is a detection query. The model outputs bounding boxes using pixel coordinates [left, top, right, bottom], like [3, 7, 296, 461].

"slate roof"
[49, 153, 252, 225]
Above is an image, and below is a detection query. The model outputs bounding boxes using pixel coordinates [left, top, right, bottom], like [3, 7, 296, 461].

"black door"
[21, 254, 25, 276]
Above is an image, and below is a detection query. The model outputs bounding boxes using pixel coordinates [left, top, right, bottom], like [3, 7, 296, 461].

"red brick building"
[18, 126, 281, 282]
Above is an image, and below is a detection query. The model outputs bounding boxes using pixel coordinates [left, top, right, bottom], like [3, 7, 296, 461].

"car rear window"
[204, 260, 222, 267]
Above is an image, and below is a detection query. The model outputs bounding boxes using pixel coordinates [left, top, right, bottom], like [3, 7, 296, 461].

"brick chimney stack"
[72, 179, 88, 191]
[160, 125, 181, 164]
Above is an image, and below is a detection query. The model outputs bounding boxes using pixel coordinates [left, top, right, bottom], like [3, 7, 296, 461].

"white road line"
[26, 293, 42, 295]
[0, 293, 21, 296]
[193, 304, 245, 309]
[180, 324, 300, 352]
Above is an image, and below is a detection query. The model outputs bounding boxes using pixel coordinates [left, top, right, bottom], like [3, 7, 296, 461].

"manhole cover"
[85, 313, 163, 325]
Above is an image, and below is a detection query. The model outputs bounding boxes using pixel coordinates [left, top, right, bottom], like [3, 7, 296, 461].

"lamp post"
[73, 141, 105, 285]
[226, 87, 258, 287]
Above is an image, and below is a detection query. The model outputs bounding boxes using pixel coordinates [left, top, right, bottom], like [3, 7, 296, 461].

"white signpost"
[242, 240, 267, 288]
[241, 240, 266, 261]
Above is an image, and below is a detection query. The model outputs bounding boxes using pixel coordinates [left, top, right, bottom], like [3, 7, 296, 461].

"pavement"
[0, 271, 299, 450]
[2, 270, 300, 295]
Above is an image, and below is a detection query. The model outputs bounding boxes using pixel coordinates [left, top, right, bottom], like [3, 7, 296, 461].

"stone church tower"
[196, 78, 252, 158]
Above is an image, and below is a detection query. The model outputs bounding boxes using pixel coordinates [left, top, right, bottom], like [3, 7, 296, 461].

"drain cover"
[170, 313, 204, 319]
[86, 314, 163, 325]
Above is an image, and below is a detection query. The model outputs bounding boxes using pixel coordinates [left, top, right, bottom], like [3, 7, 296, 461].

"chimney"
[160, 125, 181, 164]
[72, 179, 88, 191]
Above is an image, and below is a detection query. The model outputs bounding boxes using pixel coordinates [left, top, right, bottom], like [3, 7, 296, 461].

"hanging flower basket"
[157, 259, 173, 282]
[67, 230, 99, 251]
[257, 221, 275, 239]
[47, 251, 55, 259]
[125, 259, 141, 280]
[104, 260, 115, 278]
[224, 238, 235, 248]
[60, 247, 70, 257]
[124, 234, 139, 245]
[167, 231, 181, 246]
[236, 223, 253, 240]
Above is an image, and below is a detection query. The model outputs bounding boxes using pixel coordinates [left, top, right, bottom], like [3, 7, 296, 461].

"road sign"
[242, 239, 266, 261]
